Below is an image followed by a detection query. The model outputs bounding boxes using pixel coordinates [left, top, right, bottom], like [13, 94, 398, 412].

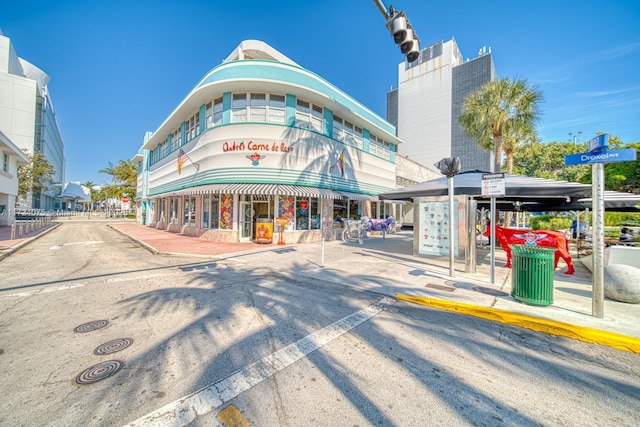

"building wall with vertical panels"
[451, 52, 495, 172]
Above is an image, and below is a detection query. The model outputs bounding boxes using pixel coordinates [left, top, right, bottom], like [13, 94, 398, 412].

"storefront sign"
[222, 140, 294, 153]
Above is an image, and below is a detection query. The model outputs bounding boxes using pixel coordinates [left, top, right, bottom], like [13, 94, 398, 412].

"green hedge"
[528, 212, 640, 230]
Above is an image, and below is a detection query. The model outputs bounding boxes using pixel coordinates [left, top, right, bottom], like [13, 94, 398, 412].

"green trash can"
[510, 244, 556, 306]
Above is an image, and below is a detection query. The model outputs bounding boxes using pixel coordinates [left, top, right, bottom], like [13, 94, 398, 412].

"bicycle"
[342, 219, 366, 244]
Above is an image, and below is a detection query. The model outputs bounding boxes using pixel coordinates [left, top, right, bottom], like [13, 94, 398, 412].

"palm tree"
[459, 77, 543, 173]
[99, 162, 116, 183]
[502, 120, 538, 174]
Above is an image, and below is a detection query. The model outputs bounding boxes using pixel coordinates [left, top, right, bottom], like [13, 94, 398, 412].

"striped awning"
[163, 184, 343, 199]
[336, 191, 379, 201]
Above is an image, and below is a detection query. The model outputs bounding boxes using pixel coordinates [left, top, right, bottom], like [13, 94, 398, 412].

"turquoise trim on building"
[146, 166, 393, 197]
[363, 129, 370, 152]
[180, 122, 186, 146]
[285, 94, 296, 127]
[199, 105, 205, 136]
[324, 108, 333, 139]
[222, 92, 231, 124]
[389, 145, 396, 162]
[194, 60, 396, 136]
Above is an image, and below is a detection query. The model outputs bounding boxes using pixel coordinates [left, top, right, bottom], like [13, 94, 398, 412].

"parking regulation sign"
[482, 173, 505, 197]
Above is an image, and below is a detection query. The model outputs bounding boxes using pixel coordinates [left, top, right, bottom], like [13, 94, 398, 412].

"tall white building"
[0, 28, 66, 210]
[388, 38, 496, 173]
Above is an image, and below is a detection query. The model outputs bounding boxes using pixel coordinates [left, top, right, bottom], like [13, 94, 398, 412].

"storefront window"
[371, 201, 379, 219]
[349, 200, 362, 220]
[169, 197, 179, 224]
[202, 196, 210, 229]
[220, 194, 233, 229]
[310, 198, 320, 229]
[279, 195, 295, 230]
[334, 199, 348, 227]
[210, 195, 220, 229]
[183, 196, 196, 227]
[158, 198, 166, 222]
[294, 197, 320, 230]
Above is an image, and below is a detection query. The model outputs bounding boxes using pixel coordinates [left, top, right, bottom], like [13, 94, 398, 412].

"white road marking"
[49, 240, 105, 250]
[124, 296, 394, 427]
[0, 283, 86, 300]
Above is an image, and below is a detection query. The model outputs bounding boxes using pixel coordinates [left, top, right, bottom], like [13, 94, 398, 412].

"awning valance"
[336, 191, 379, 201]
[155, 184, 343, 199]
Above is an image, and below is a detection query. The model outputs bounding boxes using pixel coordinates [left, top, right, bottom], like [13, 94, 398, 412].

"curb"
[0, 222, 62, 262]
[107, 224, 160, 255]
[396, 294, 640, 354]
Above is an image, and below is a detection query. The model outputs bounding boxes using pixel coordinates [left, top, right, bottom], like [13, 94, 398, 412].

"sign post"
[565, 133, 637, 318]
[482, 173, 505, 284]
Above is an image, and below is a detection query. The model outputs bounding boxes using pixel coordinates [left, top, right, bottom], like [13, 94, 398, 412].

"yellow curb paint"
[396, 294, 640, 354]
[218, 405, 251, 427]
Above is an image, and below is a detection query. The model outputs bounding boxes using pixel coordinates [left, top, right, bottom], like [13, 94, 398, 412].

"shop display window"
[220, 194, 233, 229]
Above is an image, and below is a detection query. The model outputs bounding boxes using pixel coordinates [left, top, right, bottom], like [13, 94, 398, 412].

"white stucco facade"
[136, 40, 403, 244]
[0, 130, 29, 225]
[0, 28, 66, 210]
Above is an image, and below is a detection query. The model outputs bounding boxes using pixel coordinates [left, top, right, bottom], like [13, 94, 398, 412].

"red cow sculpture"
[485, 225, 575, 274]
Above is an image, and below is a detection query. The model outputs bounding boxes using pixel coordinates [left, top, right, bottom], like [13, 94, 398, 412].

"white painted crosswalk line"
[125, 296, 394, 427]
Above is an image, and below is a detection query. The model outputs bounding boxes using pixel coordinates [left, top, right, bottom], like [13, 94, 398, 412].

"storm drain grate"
[94, 338, 133, 355]
[74, 320, 109, 333]
[425, 283, 456, 292]
[74, 360, 124, 385]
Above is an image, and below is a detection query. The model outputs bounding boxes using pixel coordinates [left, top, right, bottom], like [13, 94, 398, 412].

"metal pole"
[490, 197, 496, 284]
[592, 163, 605, 318]
[321, 238, 325, 267]
[372, 0, 390, 19]
[448, 175, 455, 277]
[465, 199, 477, 274]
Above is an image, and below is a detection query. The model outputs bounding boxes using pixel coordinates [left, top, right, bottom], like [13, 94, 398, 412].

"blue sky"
[2, 0, 639, 185]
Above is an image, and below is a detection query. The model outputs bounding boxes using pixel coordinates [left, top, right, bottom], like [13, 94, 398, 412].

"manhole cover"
[74, 320, 109, 333]
[94, 338, 133, 355]
[74, 360, 124, 385]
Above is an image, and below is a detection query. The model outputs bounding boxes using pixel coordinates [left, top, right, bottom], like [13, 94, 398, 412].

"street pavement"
[2, 218, 639, 353]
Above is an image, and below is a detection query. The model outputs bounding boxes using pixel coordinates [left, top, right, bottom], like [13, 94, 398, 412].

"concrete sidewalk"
[3, 220, 639, 352]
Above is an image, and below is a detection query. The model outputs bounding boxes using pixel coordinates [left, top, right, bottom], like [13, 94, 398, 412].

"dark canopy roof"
[379, 170, 640, 212]
[379, 171, 592, 202]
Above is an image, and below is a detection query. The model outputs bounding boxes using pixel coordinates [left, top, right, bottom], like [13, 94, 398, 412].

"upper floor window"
[171, 128, 181, 152]
[213, 97, 223, 126]
[269, 94, 286, 124]
[250, 93, 267, 122]
[160, 141, 168, 158]
[296, 99, 323, 132]
[186, 112, 199, 142]
[333, 116, 363, 149]
[2, 153, 8, 173]
[232, 93, 248, 122]
[370, 134, 391, 160]
[205, 101, 213, 128]
[231, 92, 285, 125]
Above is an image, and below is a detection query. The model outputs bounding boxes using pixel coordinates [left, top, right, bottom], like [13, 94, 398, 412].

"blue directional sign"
[565, 148, 637, 166]
[588, 134, 609, 153]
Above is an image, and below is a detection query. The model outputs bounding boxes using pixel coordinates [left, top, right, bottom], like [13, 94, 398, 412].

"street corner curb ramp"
[395, 294, 640, 354]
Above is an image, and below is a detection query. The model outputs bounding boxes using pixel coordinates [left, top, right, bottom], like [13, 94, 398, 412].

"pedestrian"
[619, 227, 633, 243]
[571, 215, 587, 240]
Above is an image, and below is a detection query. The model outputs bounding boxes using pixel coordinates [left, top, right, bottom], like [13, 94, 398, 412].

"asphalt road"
[0, 221, 639, 426]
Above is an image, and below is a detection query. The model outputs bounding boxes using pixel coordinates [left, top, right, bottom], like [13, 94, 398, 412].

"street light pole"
[372, 0, 390, 19]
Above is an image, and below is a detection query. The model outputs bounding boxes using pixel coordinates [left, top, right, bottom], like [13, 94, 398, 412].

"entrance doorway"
[239, 196, 273, 242]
